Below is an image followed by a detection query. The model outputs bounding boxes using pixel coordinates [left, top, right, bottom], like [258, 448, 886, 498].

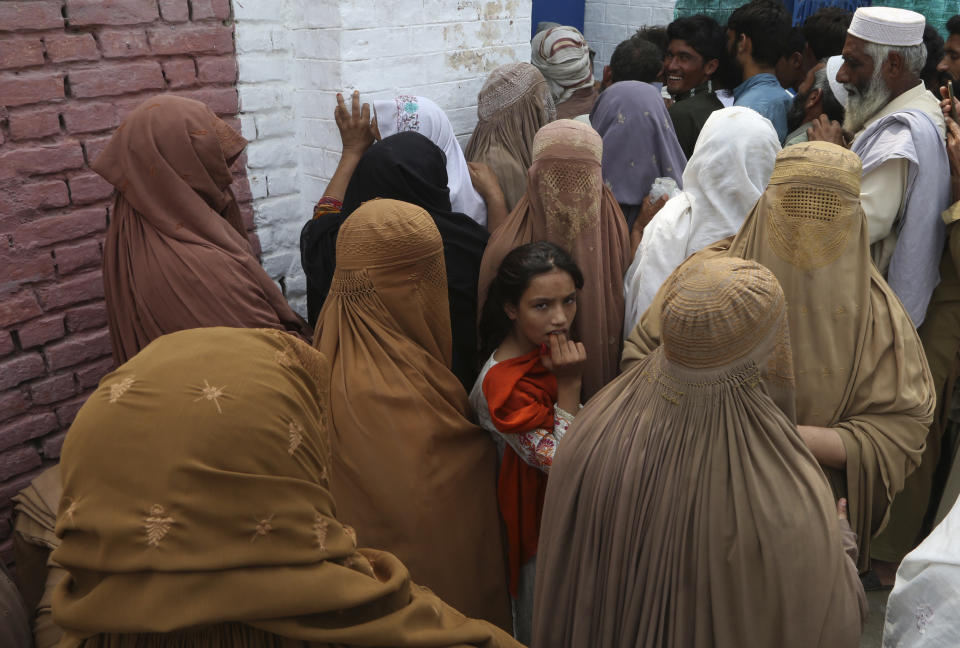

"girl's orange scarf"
[482, 348, 557, 596]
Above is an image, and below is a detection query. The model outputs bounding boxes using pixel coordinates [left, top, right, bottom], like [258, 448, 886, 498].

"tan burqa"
[623, 142, 934, 571]
[478, 119, 631, 399]
[51, 327, 519, 648]
[464, 63, 556, 211]
[533, 256, 867, 648]
[313, 199, 512, 630]
[93, 95, 309, 364]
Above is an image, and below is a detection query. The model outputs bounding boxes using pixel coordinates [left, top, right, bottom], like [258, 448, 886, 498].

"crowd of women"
[4, 13, 960, 648]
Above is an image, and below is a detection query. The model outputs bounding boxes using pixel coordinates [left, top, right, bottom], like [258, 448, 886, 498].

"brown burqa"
[51, 327, 519, 648]
[623, 142, 934, 571]
[478, 119, 631, 399]
[534, 256, 867, 648]
[314, 199, 512, 629]
[93, 95, 309, 364]
[464, 63, 556, 211]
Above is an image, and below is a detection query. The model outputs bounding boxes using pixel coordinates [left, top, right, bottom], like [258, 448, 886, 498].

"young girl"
[470, 241, 587, 642]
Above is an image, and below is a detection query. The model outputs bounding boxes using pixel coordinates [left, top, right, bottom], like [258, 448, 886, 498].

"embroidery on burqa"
[533, 124, 603, 248]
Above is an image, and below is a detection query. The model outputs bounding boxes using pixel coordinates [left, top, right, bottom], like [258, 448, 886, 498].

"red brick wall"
[0, 0, 255, 562]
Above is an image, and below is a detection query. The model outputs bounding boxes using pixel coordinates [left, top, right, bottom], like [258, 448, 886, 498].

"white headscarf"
[530, 26, 594, 104]
[623, 107, 781, 335]
[882, 496, 960, 647]
[373, 95, 488, 227]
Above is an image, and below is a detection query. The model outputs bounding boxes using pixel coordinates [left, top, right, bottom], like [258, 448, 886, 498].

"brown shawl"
[534, 257, 866, 648]
[51, 327, 518, 648]
[464, 63, 556, 211]
[93, 95, 309, 364]
[314, 199, 511, 629]
[623, 142, 934, 570]
[478, 119, 631, 399]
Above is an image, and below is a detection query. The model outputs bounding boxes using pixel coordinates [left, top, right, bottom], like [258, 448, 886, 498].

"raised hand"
[334, 90, 375, 157]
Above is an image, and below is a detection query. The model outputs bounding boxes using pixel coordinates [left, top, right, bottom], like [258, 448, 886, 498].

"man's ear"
[739, 33, 752, 57]
[805, 87, 823, 110]
[602, 65, 613, 87]
[885, 50, 905, 78]
[704, 58, 719, 77]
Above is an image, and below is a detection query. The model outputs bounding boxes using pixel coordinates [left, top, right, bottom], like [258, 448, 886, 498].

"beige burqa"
[51, 327, 519, 648]
[478, 119, 631, 399]
[464, 63, 556, 211]
[623, 142, 934, 571]
[314, 199, 511, 629]
[534, 256, 867, 648]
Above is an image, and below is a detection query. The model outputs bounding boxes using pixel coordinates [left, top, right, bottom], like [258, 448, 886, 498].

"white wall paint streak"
[583, 0, 676, 79]
[233, 0, 533, 316]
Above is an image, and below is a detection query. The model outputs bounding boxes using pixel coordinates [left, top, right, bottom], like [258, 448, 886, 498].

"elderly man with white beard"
[809, 7, 950, 328]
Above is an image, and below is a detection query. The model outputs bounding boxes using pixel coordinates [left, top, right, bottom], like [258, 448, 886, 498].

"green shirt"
[668, 83, 724, 159]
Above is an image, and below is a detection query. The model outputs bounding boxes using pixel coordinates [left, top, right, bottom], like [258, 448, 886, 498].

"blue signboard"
[531, 0, 586, 37]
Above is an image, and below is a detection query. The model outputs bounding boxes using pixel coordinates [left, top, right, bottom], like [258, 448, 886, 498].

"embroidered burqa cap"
[51, 327, 519, 647]
[848, 7, 924, 47]
[533, 256, 867, 648]
[465, 63, 557, 211]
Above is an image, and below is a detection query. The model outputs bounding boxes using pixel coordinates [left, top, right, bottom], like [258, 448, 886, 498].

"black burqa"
[301, 131, 489, 388]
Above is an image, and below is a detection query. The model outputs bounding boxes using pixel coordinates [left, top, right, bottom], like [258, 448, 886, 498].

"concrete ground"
[861, 589, 890, 648]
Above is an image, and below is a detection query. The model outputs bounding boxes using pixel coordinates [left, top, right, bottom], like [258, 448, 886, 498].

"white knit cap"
[825, 56, 848, 107]
[848, 7, 924, 47]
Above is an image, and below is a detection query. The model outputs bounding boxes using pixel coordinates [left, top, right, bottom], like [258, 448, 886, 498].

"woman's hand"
[945, 115, 960, 203]
[632, 194, 667, 254]
[335, 90, 375, 158]
[467, 162, 502, 198]
[837, 497, 848, 520]
[806, 114, 848, 147]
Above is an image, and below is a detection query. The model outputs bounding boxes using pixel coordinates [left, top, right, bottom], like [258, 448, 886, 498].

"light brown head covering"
[623, 141, 934, 570]
[478, 119, 631, 399]
[313, 199, 511, 629]
[93, 95, 309, 364]
[534, 257, 867, 648]
[465, 63, 556, 211]
[51, 327, 518, 648]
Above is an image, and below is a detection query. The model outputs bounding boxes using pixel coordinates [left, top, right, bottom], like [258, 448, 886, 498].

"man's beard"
[786, 89, 810, 133]
[843, 66, 891, 133]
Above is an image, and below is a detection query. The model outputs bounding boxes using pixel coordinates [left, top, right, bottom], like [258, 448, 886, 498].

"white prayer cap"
[848, 7, 925, 47]
[825, 56, 848, 107]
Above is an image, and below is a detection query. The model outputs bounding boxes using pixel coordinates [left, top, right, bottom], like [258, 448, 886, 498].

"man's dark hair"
[727, 0, 792, 68]
[922, 23, 945, 92]
[947, 15, 960, 37]
[635, 25, 669, 57]
[802, 7, 852, 60]
[782, 26, 806, 58]
[818, 69, 845, 124]
[666, 14, 726, 63]
[610, 36, 664, 84]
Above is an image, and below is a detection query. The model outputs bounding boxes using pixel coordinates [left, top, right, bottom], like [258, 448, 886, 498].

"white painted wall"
[232, 0, 533, 316]
[584, 0, 676, 79]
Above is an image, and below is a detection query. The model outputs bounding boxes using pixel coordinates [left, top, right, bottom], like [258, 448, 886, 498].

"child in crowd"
[470, 241, 586, 642]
